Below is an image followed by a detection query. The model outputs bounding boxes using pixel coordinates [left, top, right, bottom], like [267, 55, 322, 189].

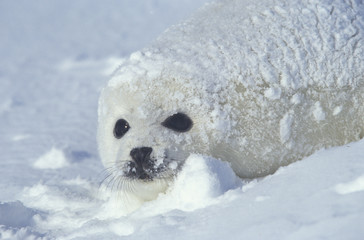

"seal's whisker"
[99, 170, 115, 188]
[116, 175, 124, 192]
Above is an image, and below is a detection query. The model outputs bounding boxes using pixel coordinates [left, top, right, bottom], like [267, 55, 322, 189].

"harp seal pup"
[98, 0, 364, 202]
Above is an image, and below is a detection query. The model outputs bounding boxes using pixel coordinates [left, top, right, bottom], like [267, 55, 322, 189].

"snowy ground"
[1, 0, 364, 239]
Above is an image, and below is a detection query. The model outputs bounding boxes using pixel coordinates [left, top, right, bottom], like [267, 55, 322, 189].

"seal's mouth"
[116, 147, 183, 181]
[121, 155, 181, 181]
[123, 159, 170, 181]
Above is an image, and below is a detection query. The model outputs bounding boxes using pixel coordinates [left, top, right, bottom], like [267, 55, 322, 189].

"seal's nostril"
[140, 147, 152, 157]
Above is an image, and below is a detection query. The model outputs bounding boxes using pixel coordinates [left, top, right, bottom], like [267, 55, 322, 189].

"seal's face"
[112, 112, 193, 181]
[97, 84, 205, 201]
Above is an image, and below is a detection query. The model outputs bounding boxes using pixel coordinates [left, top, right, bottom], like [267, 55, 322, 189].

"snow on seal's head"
[98, 0, 364, 202]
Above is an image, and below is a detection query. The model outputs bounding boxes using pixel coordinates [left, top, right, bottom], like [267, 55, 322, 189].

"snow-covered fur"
[98, 0, 364, 202]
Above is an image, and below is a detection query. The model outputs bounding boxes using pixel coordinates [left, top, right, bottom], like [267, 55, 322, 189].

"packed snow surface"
[1, 0, 364, 239]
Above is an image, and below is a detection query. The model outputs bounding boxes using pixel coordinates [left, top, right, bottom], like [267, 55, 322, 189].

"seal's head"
[97, 55, 221, 201]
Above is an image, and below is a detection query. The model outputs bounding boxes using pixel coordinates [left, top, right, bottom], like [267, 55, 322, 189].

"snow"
[313, 101, 326, 122]
[157, 155, 242, 211]
[335, 175, 364, 195]
[264, 87, 281, 100]
[279, 112, 293, 144]
[33, 148, 69, 169]
[5, 141, 364, 239]
[0, 0, 364, 240]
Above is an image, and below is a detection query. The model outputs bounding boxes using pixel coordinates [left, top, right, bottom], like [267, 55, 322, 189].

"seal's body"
[98, 0, 364, 201]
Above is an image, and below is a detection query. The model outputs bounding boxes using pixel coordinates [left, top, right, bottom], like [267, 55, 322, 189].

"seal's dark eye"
[162, 112, 193, 132]
[114, 119, 130, 139]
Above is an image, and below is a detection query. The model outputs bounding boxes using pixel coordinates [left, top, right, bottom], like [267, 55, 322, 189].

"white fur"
[98, 0, 364, 202]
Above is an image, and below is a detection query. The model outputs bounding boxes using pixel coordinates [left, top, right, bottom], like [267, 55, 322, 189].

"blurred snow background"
[0, 0, 364, 239]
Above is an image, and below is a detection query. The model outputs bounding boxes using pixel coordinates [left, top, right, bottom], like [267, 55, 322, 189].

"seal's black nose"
[129, 147, 153, 180]
[130, 147, 153, 164]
